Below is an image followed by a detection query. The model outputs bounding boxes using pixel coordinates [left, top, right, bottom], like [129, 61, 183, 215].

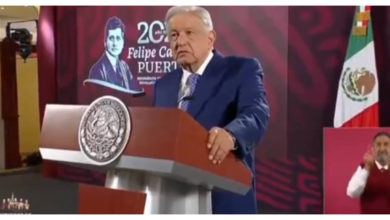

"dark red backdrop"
[37, 6, 390, 213]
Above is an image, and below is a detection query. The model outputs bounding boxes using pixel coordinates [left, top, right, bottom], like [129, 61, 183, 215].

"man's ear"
[208, 30, 216, 48]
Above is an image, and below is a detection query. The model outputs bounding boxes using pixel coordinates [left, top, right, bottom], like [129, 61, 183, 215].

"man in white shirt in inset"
[346, 132, 390, 214]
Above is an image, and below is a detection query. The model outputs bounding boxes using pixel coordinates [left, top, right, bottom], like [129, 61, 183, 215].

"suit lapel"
[163, 69, 182, 107]
[187, 51, 226, 118]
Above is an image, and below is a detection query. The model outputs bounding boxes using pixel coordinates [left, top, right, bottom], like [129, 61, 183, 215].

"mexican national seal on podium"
[78, 96, 131, 165]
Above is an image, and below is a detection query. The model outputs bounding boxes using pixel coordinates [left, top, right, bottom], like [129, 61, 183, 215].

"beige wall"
[16, 55, 40, 158]
[0, 48, 40, 170]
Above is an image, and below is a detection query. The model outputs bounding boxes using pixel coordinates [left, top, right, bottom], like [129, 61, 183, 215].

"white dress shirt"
[106, 51, 118, 72]
[346, 160, 389, 198]
[178, 51, 214, 108]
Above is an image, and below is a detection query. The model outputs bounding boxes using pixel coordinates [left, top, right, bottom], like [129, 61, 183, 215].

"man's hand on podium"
[207, 127, 236, 165]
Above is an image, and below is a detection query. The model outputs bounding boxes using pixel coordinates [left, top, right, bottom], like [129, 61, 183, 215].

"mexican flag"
[333, 6, 379, 128]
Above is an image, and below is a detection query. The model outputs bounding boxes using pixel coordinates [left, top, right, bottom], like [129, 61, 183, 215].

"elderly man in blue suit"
[154, 6, 270, 214]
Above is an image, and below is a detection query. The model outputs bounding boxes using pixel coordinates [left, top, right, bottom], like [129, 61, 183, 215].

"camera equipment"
[6, 20, 38, 61]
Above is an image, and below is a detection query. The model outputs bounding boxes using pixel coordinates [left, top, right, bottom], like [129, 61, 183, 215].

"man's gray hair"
[165, 6, 214, 32]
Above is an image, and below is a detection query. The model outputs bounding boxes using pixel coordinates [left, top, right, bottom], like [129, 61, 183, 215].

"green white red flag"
[334, 6, 379, 127]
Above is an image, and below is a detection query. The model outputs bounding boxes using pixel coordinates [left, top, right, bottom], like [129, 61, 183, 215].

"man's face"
[168, 13, 215, 71]
[373, 135, 390, 166]
[105, 28, 124, 58]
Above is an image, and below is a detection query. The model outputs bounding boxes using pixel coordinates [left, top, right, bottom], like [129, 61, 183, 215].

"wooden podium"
[39, 104, 252, 214]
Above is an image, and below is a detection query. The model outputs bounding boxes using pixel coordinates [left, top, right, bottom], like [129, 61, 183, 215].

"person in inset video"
[87, 16, 144, 94]
[347, 132, 390, 214]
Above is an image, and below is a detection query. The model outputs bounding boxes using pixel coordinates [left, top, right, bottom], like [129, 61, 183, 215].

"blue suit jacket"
[153, 51, 270, 214]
